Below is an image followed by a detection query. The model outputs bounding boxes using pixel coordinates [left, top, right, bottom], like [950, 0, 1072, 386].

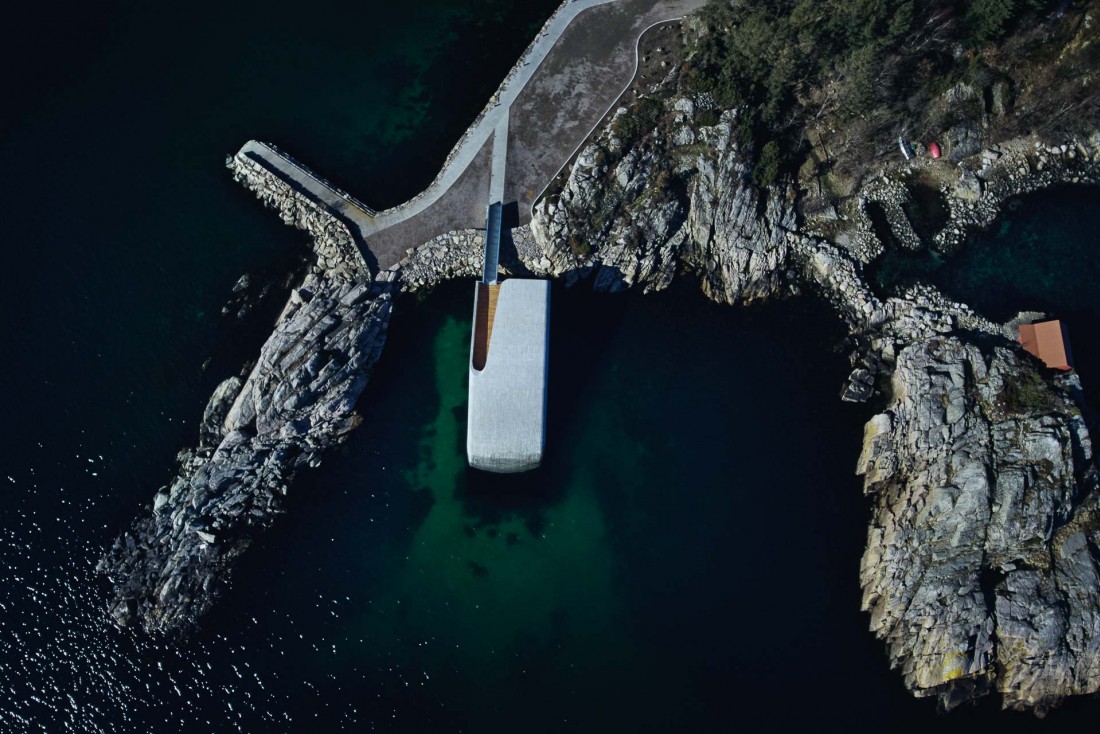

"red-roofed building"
[928, 141, 942, 159]
[1018, 320, 1073, 370]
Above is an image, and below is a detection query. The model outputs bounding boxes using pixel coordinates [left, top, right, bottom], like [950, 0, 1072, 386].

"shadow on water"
[205, 251, 311, 379]
[178, 271, 1100, 732]
[210, 284, 461, 618]
[866, 242, 945, 295]
[865, 200, 902, 251]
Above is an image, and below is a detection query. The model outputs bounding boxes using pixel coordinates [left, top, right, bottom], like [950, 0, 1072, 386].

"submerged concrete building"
[467, 203, 550, 473]
[467, 279, 550, 472]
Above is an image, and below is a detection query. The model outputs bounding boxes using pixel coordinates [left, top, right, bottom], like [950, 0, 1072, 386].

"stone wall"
[810, 133, 1100, 264]
[228, 152, 370, 280]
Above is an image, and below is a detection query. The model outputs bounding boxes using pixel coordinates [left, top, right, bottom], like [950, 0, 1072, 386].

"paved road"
[506, 0, 706, 223]
[489, 113, 509, 206]
[238, 0, 707, 270]
[365, 0, 706, 255]
[364, 0, 621, 234]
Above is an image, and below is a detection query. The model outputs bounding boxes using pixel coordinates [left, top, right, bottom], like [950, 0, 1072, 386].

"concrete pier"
[239, 140, 377, 226]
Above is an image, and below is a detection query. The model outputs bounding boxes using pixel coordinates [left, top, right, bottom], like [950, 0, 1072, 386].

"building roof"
[928, 141, 942, 159]
[1018, 320, 1072, 370]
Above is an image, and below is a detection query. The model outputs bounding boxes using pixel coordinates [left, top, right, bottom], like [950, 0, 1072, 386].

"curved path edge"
[527, 16, 686, 220]
[366, 0, 618, 233]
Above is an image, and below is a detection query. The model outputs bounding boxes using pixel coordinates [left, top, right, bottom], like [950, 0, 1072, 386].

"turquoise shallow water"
[223, 282, 881, 731]
[2, 0, 1100, 730]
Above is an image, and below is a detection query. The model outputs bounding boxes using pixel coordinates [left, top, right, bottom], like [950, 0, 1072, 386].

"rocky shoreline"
[100, 5, 1100, 717]
[98, 271, 392, 633]
[523, 90, 1100, 712]
[857, 336, 1100, 713]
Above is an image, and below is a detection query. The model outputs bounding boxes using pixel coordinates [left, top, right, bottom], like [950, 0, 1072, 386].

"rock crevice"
[857, 337, 1100, 713]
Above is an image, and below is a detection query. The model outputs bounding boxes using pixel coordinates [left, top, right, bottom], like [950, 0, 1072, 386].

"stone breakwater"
[777, 138, 1100, 712]
[99, 273, 392, 633]
[228, 150, 370, 280]
[518, 90, 1100, 712]
[393, 229, 484, 292]
[783, 159, 1100, 712]
[931, 136, 1100, 254]
[388, 226, 557, 293]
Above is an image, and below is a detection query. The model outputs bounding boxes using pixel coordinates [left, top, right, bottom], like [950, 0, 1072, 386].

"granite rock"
[530, 107, 792, 303]
[98, 273, 392, 633]
[858, 336, 1100, 713]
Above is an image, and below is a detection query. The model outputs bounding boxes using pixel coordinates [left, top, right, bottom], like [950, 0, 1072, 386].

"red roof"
[928, 142, 942, 159]
[1018, 320, 1072, 370]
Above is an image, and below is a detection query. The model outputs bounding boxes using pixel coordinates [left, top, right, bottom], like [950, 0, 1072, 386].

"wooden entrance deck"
[472, 283, 501, 371]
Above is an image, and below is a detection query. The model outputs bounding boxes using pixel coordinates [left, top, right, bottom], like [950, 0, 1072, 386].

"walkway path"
[364, 0, 621, 233]
[236, 0, 707, 271]
[489, 113, 509, 207]
[505, 0, 704, 222]
[240, 140, 376, 230]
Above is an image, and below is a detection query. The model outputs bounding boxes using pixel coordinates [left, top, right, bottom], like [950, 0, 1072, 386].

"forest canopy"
[681, 0, 1095, 187]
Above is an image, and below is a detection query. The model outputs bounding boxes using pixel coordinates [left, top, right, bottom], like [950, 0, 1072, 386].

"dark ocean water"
[870, 185, 1100, 407]
[2, 1, 1100, 731]
[933, 186, 1100, 399]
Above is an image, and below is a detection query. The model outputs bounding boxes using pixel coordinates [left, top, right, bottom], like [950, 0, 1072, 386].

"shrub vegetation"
[680, 0, 1094, 190]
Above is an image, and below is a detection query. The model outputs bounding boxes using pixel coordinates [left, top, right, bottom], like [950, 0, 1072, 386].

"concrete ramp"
[483, 202, 503, 284]
[467, 279, 550, 473]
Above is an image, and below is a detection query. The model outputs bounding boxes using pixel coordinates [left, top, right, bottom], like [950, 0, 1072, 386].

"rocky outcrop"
[531, 107, 793, 303]
[857, 336, 1100, 713]
[102, 16, 1100, 716]
[685, 116, 795, 305]
[394, 229, 483, 292]
[931, 135, 1100, 254]
[521, 91, 1100, 714]
[531, 126, 688, 293]
[808, 134, 1100, 265]
[98, 273, 392, 633]
[787, 172, 1100, 712]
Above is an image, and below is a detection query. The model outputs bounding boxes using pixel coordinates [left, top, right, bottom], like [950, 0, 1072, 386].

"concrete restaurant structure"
[466, 278, 550, 472]
[466, 202, 550, 473]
